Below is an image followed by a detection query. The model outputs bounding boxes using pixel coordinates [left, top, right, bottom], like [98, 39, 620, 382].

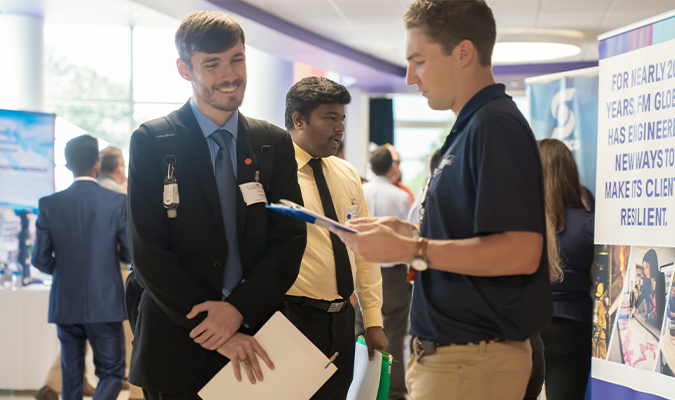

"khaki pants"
[406, 339, 532, 400]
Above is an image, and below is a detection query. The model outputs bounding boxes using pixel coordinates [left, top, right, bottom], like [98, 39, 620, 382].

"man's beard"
[212, 79, 246, 111]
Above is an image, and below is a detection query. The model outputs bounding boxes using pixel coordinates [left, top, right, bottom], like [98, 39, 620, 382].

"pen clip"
[325, 351, 339, 369]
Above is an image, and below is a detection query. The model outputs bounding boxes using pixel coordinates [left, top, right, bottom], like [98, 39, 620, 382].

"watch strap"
[415, 237, 428, 259]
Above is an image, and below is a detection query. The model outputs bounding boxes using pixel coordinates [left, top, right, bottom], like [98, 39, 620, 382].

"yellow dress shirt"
[287, 142, 384, 329]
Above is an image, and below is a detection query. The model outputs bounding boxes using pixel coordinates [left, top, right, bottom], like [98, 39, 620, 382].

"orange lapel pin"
[245, 158, 252, 165]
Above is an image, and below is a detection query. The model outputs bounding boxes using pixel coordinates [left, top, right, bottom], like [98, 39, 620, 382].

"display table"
[0, 284, 60, 390]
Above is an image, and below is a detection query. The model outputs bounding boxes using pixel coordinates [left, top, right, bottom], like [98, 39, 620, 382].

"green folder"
[357, 335, 393, 400]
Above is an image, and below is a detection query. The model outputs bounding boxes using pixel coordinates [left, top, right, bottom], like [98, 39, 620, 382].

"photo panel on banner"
[605, 247, 674, 372]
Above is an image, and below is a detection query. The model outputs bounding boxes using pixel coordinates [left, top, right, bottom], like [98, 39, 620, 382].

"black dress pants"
[142, 352, 227, 400]
[283, 299, 356, 400]
[540, 317, 592, 400]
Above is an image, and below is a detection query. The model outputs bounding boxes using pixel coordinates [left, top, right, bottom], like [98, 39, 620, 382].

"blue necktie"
[209, 130, 243, 299]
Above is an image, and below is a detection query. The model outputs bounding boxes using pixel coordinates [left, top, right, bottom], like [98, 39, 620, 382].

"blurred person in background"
[98, 146, 143, 400]
[538, 138, 594, 400]
[98, 147, 127, 193]
[384, 144, 415, 204]
[33, 134, 130, 400]
[362, 145, 413, 400]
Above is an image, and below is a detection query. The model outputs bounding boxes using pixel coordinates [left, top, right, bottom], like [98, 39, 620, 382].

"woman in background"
[538, 138, 594, 400]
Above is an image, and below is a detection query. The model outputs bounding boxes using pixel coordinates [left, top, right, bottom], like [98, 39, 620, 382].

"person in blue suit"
[33, 134, 131, 400]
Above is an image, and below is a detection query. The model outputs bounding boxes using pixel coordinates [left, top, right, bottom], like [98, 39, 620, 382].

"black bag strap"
[246, 118, 275, 191]
[143, 115, 183, 184]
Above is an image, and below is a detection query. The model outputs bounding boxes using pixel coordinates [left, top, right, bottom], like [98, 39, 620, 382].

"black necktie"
[308, 158, 354, 299]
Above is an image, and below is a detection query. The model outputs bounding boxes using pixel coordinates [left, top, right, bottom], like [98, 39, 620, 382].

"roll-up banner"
[526, 67, 599, 198]
[592, 9, 675, 400]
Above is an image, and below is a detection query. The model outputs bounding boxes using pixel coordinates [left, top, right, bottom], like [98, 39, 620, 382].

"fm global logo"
[550, 87, 581, 151]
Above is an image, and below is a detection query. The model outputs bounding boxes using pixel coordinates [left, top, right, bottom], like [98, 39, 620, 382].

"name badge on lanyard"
[239, 171, 267, 206]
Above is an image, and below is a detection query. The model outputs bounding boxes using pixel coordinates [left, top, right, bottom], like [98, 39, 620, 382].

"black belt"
[284, 295, 349, 313]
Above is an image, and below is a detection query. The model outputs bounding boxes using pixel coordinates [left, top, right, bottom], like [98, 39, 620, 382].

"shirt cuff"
[361, 306, 384, 329]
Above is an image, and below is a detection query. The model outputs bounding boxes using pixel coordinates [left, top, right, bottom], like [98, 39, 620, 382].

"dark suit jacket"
[127, 101, 307, 393]
[32, 180, 131, 324]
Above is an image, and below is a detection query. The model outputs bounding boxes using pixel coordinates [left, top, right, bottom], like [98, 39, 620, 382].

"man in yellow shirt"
[284, 76, 388, 399]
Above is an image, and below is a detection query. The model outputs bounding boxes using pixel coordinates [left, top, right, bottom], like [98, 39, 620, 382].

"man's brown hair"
[100, 147, 124, 174]
[404, 0, 496, 67]
[175, 11, 245, 70]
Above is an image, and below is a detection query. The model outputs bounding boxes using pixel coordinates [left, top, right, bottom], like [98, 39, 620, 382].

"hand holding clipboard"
[266, 199, 358, 233]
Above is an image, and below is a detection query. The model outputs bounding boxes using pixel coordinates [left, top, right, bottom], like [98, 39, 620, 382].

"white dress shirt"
[362, 175, 412, 268]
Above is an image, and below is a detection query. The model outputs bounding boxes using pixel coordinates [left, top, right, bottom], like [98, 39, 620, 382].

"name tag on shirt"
[344, 205, 357, 222]
[239, 182, 267, 206]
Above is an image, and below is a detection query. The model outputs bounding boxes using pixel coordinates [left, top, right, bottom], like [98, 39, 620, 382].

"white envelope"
[198, 311, 337, 400]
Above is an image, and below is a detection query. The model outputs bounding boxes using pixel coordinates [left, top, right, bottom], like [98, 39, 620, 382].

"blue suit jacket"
[33, 179, 131, 324]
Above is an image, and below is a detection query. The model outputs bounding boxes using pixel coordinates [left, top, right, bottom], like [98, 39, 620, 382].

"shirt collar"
[190, 97, 239, 140]
[452, 83, 510, 132]
[293, 141, 316, 169]
[372, 175, 393, 185]
[74, 176, 98, 183]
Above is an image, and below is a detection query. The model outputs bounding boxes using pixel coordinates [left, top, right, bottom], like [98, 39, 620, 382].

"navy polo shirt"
[410, 84, 553, 344]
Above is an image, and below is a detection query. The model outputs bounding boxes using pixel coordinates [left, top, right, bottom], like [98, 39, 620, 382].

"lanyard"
[417, 130, 461, 227]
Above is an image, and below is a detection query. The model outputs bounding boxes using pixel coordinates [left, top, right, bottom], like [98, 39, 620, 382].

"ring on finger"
[240, 357, 251, 367]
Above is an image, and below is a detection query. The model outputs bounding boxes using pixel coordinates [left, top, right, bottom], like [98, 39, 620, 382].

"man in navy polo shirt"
[330, 1, 553, 399]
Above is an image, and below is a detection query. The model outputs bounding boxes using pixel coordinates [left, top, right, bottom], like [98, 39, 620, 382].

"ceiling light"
[492, 42, 581, 64]
[499, 29, 585, 39]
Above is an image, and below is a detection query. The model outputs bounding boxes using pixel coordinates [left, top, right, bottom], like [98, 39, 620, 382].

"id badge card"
[344, 205, 357, 222]
[239, 182, 267, 206]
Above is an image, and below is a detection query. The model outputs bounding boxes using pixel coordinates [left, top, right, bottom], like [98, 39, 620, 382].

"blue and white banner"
[0, 109, 55, 209]
[526, 67, 599, 196]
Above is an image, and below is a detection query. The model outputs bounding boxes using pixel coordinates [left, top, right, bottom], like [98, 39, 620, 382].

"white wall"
[0, 14, 43, 112]
[240, 46, 295, 129]
[345, 88, 369, 176]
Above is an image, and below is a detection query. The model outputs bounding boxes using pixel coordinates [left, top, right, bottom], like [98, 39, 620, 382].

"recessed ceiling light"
[493, 42, 581, 64]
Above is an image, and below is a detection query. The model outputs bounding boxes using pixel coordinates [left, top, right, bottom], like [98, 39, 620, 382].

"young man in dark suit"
[126, 10, 307, 399]
[33, 134, 131, 400]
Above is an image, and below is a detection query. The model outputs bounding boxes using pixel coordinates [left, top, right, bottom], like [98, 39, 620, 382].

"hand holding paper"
[216, 333, 274, 384]
[365, 327, 388, 361]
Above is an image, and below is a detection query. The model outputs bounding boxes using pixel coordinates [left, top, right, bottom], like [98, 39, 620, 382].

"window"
[392, 94, 455, 195]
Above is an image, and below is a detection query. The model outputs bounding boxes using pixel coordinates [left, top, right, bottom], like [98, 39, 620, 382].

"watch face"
[411, 258, 428, 271]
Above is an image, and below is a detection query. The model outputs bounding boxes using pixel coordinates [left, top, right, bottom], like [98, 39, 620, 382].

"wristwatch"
[410, 237, 429, 271]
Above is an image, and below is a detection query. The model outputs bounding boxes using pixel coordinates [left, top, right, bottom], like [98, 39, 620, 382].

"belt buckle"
[327, 301, 344, 313]
[413, 337, 437, 359]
